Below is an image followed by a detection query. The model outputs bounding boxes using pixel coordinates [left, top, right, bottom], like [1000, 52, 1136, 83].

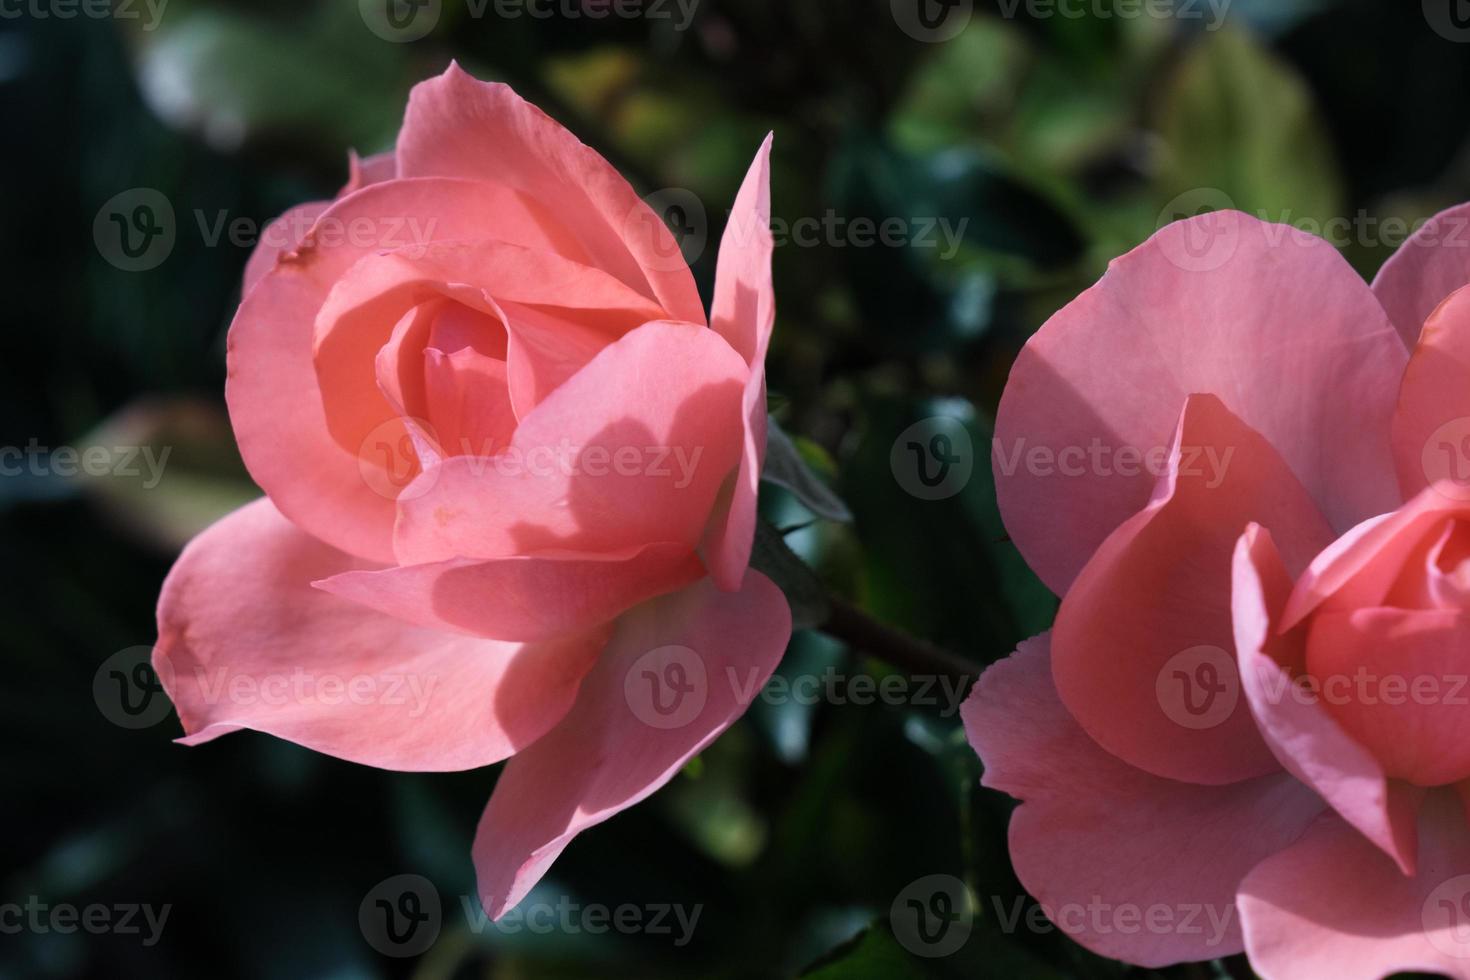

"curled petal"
[1372, 201, 1470, 347]
[1051, 394, 1334, 786]
[472, 571, 791, 918]
[994, 211, 1405, 594]
[154, 498, 605, 771]
[963, 634, 1324, 967]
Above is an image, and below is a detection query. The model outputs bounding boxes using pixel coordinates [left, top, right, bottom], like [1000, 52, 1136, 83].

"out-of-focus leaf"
[801, 928, 927, 980]
[763, 416, 853, 523]
[1155, 27, 1344, 229]
[829, 132, 1083, 352]
[842, 396, 1054, 658]
[889, 18, 1032, 156]
[748, 631, 848, 765]
[135, 6, 408, 152]
[76, 397, 257, 552]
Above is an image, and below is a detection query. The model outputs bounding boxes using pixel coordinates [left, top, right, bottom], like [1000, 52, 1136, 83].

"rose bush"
[966, 205, 1470, 978]
[153, 63, 790, 917]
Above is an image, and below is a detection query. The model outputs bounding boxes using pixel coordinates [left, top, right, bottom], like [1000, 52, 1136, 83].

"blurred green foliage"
[5, 0, 1470, 977]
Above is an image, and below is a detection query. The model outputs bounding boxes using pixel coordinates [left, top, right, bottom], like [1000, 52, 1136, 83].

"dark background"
[2, 0, 1467, 976]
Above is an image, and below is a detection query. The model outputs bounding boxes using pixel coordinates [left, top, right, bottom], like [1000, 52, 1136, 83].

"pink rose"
[966, 206, 1470, 977]
[154, 63, 791, 917]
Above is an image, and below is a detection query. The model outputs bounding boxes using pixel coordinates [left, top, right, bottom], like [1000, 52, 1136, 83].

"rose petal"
[962, 633, 1324, 967]
[312, 238, 668, 457]
[1239, 790, 1470, 980]
[154, 498, 605, 771]
[472, 571, 791, 918]
[242, 201, 330, 296]
[994, 211, 1406, 594]
[1393, 283, 1470, 501]
[1282, 483, 1470, 630]
[1051, 393, 1335, 786]
[316, 542, 704, 644]
[1307, 606, 1470, 788]
[340, 149, 397, 196]
[1233, 523, 1423, 874]
[397, 63, 705, 326]
[228, 177, 613, 562]
[393, 320, 748, 566]
[1372, 201, 1470, 347]
[701, 135, 775, 590]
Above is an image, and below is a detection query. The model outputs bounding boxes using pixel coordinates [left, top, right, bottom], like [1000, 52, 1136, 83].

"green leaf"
[802, 928, 928, 980]
[763, 416, 853, 523]
[1155, 27, 1344, 229]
